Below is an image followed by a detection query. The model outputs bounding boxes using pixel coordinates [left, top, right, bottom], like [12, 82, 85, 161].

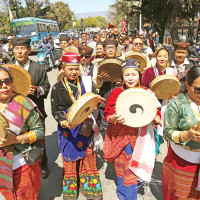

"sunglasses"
[134, 42, 143, 46]
[191, 86, 200, 94]
[0, 78, 12, 88]
[80, 55, 90, 59]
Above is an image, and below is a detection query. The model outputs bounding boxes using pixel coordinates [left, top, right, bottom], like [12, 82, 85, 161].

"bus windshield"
[10, 21, 37, 36]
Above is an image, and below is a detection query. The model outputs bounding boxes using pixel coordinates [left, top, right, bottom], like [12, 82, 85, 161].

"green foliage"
[74, 16, 107, 29]
[45, 1, 74, 31]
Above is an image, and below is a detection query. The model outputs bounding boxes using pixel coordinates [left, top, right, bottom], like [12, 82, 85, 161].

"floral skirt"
[62, 147, 103, 200]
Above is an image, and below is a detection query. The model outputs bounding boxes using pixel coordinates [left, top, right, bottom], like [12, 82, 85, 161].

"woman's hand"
[97, 72, 108, 82]
[61, 120, 78, 130]
[182, 126, 200, 143]
[0, 131, 18, 147]
[153, 115, 162, 126]
[97, 95, 106, 105]
[109, 114, 125, 124]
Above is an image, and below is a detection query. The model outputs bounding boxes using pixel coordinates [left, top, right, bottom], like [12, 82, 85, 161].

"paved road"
[1, 55, 168, 200]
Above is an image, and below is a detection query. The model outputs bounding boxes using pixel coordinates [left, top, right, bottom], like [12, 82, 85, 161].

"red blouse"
[103, 86, 160, 162]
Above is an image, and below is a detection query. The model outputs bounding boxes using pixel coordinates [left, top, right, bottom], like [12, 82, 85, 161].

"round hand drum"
[2, 64, 32, 96]
[116, 88, 157, 127]
[0, 113, 9, 139]
[66, 92, 99, 126]
[98, 59, 122, 82]
[151, 75, 181, 99]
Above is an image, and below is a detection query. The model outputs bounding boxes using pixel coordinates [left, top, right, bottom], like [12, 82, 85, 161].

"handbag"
[78, 118, 94, 137]
[24, 141, 44, 165]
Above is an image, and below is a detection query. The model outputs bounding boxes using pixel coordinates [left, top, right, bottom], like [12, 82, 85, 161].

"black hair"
[93, 32, 99, 40]
[72, 36, 79, 41]
[0, 66, 13, 81]
[96, 41, 103, 47]
[156, 47, 170, 57]
[186, 66, 200, 86]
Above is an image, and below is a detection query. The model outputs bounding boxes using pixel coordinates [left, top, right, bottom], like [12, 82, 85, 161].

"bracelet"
[27, 131, 37, 144]
[180, 131, 187, 142]
[21, 134, 25, 144]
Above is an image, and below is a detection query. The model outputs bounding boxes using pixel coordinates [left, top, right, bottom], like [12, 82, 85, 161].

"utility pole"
[139, 0, 142, 30]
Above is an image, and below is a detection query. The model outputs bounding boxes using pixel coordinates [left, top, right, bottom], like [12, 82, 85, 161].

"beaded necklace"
[64, 77, 81, 103]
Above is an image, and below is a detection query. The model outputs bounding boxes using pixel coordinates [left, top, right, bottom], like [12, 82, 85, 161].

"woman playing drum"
[102, 59, 161, 200]
[142, 47, 170, 88]
[0, 66, 44, 199]
[51, 52, 104, 200]
[162, 66, 200, 199]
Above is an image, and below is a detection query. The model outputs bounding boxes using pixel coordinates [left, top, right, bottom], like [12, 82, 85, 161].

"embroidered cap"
[78, 45, 93, 57]
[174, 42, 190, 50]
[121, 59, 141, 72]
[62, 52, 80, 65]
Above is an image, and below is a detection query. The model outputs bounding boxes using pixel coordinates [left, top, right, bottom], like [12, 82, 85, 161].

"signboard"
[10, 21, 35, 27]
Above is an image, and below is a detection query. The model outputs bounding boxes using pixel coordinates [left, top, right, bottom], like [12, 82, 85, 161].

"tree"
[141, 0, 200, 43]
[108, 0, 138, 31]
[46, 1, 74, 31]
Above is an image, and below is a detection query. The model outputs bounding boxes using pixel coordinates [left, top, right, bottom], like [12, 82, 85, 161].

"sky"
[51, 0, 114, 13]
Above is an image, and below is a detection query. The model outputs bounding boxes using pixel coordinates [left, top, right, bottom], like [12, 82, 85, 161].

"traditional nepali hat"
[11, 37, 31, 47]
[1, 64, 32, 95]
[78, 45, 93, 57]
[59, 36, 70, 42]
[122, 36, 129, 42]
[121, 59, 141, 72]
[174, 42, 190, 50]
[103, 39, 118, 48]
[62, 52, 80, 65]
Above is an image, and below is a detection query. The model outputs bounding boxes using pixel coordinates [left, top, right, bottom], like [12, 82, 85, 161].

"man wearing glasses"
[93, 39, 121, 133]
[78, 45, 94, 76]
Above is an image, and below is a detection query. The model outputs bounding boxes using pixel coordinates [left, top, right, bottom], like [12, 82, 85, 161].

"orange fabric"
[0, 161, 41, 200]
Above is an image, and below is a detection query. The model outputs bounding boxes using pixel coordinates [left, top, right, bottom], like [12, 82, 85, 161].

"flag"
[121, 18, 127, 33]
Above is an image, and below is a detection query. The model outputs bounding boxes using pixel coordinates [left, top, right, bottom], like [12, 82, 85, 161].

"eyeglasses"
[105, 46, 116, 50]
[191, 86, 200, 94]
[134, 43, 143, 46]
[80, 55, 90, 59]
[0, 78, 12, 88]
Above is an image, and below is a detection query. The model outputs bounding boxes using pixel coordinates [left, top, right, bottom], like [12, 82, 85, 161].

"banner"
[121, 18, 127, 33]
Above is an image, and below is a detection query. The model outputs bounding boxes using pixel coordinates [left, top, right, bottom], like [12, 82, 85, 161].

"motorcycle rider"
[37, 37, 53, 69]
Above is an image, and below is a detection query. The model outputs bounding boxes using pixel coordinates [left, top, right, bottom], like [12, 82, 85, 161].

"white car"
[53, 31, 77, 49]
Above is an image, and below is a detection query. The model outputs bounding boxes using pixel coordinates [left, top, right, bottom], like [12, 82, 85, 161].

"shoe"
[41, 167, 49, 179]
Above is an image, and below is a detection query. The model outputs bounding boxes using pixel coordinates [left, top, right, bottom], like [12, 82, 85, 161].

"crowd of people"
[0, 26, 199, 200]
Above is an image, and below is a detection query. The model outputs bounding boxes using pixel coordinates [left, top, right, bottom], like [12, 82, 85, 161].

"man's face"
[13, 46, 31, 64]
[174, 49, 187, 64]
[123, 39, 129, 47]
[82, 34, 87, 43]
[80, 55, 90, 65]
[94, 35, 100, 43]
[105, 45, 117, 59]
[132, 38, 143, 52]
[73, 39, 79, 47]
[60, 41, 68, 50]
[47, 35, 50, 40]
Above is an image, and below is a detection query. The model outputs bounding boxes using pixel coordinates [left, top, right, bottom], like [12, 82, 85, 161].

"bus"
[10, 17, 60, 51]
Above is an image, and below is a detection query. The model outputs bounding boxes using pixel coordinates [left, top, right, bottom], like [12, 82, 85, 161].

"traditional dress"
[162, 93, 200, 199]
[103, 85, 160, 200]
[0, 94, 44, 200]
[51, 76, 102, 200]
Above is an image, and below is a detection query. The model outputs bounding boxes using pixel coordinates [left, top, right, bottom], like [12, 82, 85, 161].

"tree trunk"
[170, 22, 179, 44]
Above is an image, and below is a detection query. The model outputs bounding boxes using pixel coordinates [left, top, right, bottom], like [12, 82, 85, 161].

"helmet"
[43, 37, 48, 44]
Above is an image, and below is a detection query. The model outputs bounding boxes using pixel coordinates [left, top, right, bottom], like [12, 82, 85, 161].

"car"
[53, 31, 78, 49]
